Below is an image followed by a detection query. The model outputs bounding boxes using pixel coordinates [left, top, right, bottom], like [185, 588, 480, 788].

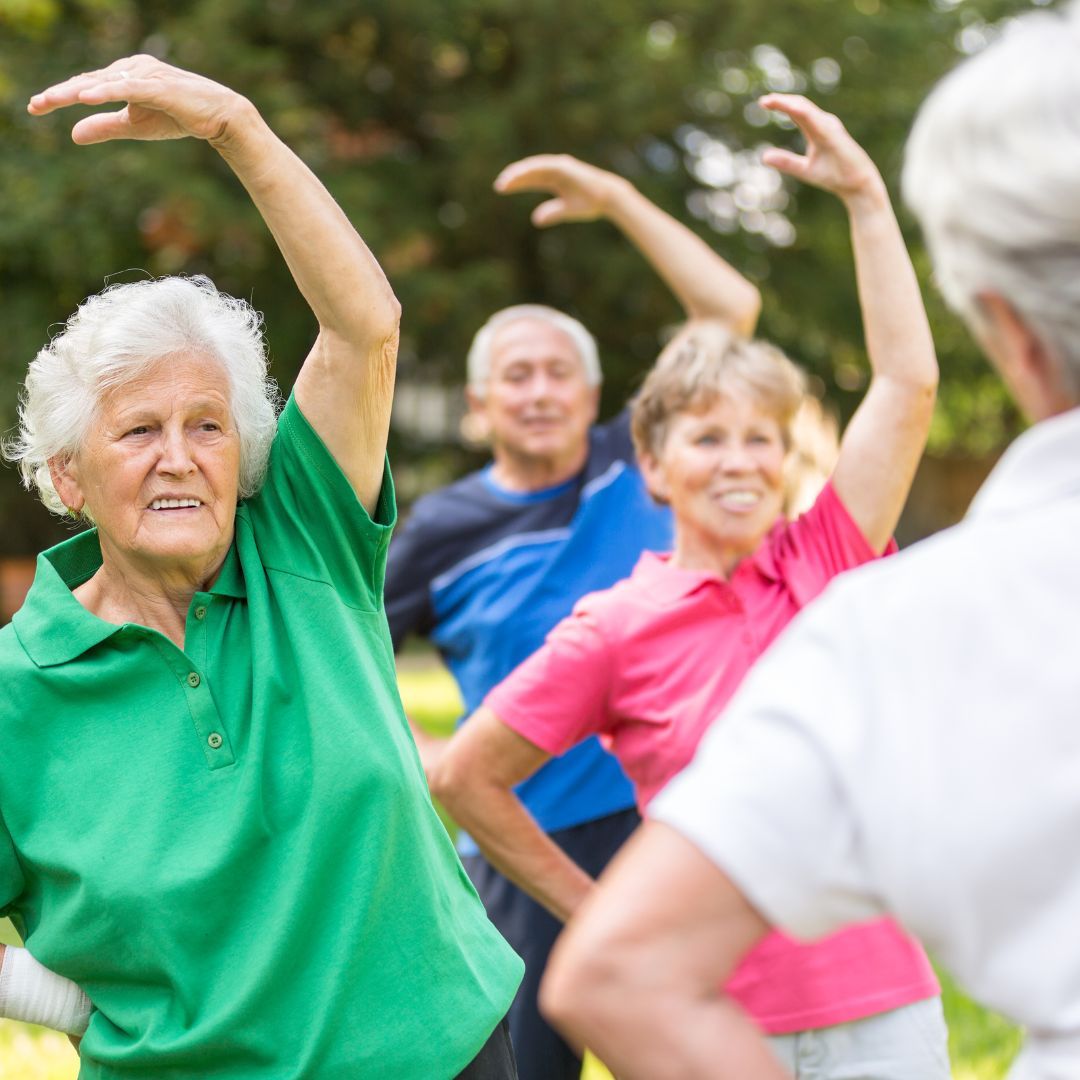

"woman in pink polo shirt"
[431, 93, 945, 1077]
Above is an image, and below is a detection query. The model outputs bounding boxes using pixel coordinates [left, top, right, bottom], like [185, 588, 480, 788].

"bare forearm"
[211, 98, 398, 510]
[604, 180, 761, 335]
[845, 184, 937, 395]
[212, 101, 400, 347]
[440, 786, 593, 921]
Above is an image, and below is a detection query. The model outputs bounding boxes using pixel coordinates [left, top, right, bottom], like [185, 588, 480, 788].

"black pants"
[461, 808, 641, 1080]
[455, 1018, 517, 1079]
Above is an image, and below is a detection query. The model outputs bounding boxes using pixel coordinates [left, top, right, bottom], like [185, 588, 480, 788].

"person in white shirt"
[536, 6, 1080, 1080]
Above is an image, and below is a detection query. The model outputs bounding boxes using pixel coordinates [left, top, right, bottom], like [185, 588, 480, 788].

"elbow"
[358, 290, 401, 358]
[426, 752, 459, 808]
[540, 925, 624, 1046]
[874, 367, 939, 421]
[426, 746, 482, 828]
[373, 296, 402, 356]
[911, 357, 940, 400]
[383, 294, 403, 335]
[737, 286, 763, 339]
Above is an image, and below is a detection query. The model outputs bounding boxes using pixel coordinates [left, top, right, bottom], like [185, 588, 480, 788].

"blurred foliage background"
[0, 0, 1047, 556]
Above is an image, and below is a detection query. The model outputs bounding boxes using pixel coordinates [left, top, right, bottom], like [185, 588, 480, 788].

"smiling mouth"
[149, 498, 203, 511]
[714, 490, 762, 510]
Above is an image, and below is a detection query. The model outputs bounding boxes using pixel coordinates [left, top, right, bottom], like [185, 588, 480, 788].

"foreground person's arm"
[0, 942, 91, 1038]
[429, 707, 595, 922]
[760, 95, 938, 553]
[28, 56, 399, 516]
[540, 823, 786, 1080]
[496, 154, 761, 337]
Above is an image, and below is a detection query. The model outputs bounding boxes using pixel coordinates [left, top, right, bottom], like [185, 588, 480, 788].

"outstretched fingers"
[758, 93, 878, 200]
[69, 108, 137, 146]
[26, 57, 241, 146]
[760, 146, 810, 182]
[28, 59, 141, 116]
[760, 93, 833, 136]
[494, 155, 570, 195]
[531, 198, 570, 227]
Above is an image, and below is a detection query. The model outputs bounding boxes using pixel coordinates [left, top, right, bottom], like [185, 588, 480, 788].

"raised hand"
[27, 55, 249, 148]
[493, 154, 626, 227]
[759, 94, 883, 204]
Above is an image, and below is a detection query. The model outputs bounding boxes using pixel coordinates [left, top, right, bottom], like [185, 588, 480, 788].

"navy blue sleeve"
[384, 501, 440, 652]
[590, 409, 636, 470]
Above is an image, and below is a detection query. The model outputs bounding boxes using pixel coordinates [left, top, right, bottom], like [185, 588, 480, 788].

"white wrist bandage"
[0, 945, 92, 1035]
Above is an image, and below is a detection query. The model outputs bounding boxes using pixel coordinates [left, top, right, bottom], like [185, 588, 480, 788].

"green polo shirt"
[0, 397, 522, 1078]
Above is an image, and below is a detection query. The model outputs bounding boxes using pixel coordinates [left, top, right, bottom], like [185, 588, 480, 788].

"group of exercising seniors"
[2, 4, 1079, 1078]
[382, 147, 778, 1078]
[431, 92, 945, 1076]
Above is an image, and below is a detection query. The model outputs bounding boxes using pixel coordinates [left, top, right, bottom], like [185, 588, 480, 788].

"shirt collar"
[13, 531, 121, 667]
[208, 541, 246, 600]
[631, 537, 782, 602]
[12, 528, 246, 668]
[967, 406, 1080, 520]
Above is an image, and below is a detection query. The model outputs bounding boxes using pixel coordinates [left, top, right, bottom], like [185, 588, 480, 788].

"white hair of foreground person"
[902, 1, 1080, 402]
[466, 304, 602, 396]
[6, 275, 281, 518]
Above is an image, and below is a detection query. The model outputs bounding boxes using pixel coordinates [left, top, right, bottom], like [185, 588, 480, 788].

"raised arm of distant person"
[29, 55, 400, 517]
[759, 95, 938, 553]
[495, 154, 761, 338]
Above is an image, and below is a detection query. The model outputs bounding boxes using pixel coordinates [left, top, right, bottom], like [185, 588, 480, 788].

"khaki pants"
[767, 997, 950, 1079]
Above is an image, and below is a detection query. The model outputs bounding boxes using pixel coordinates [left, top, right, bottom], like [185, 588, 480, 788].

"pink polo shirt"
[485, 482, 938, 1034]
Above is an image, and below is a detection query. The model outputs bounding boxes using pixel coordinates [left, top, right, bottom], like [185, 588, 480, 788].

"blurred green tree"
[0, 0, 1038, 554]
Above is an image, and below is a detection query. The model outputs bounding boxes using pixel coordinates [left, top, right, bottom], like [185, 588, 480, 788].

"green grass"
[0, 659, 1022, 1078]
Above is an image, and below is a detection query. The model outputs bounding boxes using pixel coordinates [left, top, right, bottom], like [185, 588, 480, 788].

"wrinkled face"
[468, 317, 599, 471]
[641, 390, 786, 572]
[52, 353, 241, 580]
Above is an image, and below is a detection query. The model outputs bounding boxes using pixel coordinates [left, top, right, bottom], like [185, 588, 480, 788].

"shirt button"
[207, 732, 223, 750]
[187, 672, 201, 688]
[194, 606, 207, 620]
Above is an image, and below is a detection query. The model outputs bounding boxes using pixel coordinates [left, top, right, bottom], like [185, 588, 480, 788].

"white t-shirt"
[652, 406, 1080, 1080]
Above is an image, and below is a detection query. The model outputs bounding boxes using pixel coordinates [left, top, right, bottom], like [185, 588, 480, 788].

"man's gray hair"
[466, 304, 602, 397]
[6, 275, 281, 517]
[903, 2, 1080, 402]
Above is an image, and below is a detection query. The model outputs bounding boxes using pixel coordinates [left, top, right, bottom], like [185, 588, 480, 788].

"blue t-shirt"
[386, 412, 673, 848]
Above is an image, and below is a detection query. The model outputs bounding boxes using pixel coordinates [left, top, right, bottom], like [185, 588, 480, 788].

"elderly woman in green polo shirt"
[0, 57, 522, 1078]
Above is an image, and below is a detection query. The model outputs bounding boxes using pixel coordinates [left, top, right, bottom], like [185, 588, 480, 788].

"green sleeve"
[239, 396, 397, 611]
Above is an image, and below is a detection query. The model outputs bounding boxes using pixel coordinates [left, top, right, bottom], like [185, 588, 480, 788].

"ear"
[975, 292, 1071, 420]
[637, 450, 670, 505]
[586, 385, 601, 426]
[48, 454, 85, 515]
[462, 386, 492, 444]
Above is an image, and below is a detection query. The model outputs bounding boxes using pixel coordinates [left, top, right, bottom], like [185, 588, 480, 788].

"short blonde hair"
[784, 394, 840, 517]
[630, 321, 806, 461]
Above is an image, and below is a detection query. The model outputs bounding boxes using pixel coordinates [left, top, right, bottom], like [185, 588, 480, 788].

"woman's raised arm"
[28, 56, 399, 516]
[495, 154, 762, 339]
[760, 94, 938, 553]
